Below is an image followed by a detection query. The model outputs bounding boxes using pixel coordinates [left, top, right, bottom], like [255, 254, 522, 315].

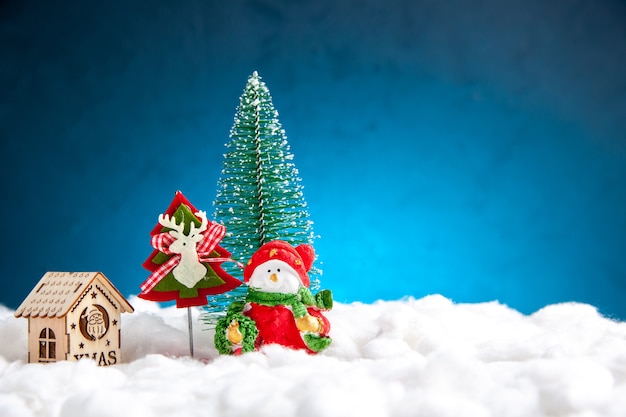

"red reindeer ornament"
[139, 191, 241, 308]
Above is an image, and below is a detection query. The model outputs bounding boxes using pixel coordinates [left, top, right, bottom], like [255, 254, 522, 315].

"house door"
[38, 328, 56, 362]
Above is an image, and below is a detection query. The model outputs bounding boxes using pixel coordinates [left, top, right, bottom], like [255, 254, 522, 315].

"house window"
[38, 328, 56, 362]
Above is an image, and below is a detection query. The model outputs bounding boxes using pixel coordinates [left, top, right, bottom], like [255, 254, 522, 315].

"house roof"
[14, 272, 134, 319]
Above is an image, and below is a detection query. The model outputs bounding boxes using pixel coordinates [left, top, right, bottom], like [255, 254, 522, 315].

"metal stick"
[187, 306, 194, 357]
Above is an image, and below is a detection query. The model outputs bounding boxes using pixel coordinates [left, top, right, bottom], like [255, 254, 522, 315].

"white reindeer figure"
[159, 210, 209, 288]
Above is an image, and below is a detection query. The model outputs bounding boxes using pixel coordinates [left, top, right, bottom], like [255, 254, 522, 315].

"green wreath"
[214, 303, 259, 354]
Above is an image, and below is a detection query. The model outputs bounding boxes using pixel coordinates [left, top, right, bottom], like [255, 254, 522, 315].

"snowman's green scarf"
[246, 287, 311, 317]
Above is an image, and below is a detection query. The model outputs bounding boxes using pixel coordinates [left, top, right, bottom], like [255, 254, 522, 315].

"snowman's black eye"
[268, 269, 271, 273]
[277, 268, 281, 272]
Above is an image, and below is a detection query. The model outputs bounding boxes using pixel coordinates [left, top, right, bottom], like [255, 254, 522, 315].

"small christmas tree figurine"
[205, 71, 320, 319]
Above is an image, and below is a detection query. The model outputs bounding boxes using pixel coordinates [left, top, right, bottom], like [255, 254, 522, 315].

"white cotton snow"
[1, 295, 626, 417]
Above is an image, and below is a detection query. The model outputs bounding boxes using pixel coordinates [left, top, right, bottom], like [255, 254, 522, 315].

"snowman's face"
[247, 259, 302, 294]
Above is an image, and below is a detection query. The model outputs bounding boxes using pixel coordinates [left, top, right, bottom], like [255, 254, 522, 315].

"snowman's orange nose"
[269, 273, 278, 282]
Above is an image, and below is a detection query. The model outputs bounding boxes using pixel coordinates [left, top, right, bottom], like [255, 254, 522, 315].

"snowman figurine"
[215, 240, 333, 354]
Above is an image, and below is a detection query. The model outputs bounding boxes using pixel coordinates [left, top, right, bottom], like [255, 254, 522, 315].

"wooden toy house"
[14, 272, 134, 366]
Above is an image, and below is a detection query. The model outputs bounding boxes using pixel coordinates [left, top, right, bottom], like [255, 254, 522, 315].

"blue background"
[2, 1, 625, 318]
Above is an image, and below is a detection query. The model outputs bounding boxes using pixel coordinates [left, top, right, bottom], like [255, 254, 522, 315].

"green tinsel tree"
[204, 71, 320, 322]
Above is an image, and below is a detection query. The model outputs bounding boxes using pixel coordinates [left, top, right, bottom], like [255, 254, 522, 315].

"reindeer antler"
[158, 213, 185, 236]
[189, 211, 209, 238]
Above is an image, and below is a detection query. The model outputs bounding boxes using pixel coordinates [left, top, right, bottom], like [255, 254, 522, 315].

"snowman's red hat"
[244, 240, 315, 287]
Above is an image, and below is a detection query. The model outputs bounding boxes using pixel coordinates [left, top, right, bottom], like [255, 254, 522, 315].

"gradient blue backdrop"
[2, 1, 625, 318]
